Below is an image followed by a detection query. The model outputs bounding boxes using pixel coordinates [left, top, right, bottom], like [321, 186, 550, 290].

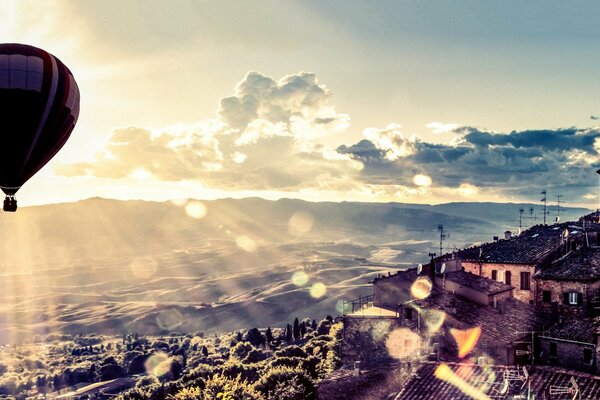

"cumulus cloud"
[339, 127, 600, 201]
[57, 70, 600, 204]
[58, 72, 358, 192]
[426, 121, 459, 135]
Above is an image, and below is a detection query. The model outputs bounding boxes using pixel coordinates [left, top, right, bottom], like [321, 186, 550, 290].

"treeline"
[0, 316, 342, 400]
[117, 316, 341, 400]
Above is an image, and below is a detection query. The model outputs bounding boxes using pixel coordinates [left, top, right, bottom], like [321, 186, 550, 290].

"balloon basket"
[3, 196, 17, 212]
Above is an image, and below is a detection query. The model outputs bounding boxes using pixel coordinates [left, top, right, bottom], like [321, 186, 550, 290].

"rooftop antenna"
[437, 224, 448, 256]
[519, 208, 524, 230]
[541, 190, 549, 225]
[556, 195, 564, 220]
[596, 169, 600, 211]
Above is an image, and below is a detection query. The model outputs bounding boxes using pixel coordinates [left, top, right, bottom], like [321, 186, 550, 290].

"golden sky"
[3, 1, 600, 207]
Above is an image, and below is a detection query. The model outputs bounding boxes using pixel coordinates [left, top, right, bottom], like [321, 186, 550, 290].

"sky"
[2, 0, 600, 207]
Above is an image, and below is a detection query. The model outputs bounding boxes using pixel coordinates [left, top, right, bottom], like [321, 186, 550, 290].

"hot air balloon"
[0, 43, 80, 212]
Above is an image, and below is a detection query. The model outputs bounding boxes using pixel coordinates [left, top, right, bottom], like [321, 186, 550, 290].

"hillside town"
[339, 210, 600, 399]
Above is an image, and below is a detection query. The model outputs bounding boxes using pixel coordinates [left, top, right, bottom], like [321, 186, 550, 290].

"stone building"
[538, 318, 599, 374]
[535, 246, 600, 317]
[448, 223, 599, 303]
[344, 268, 551, 366]
[394, 361, 600, 400]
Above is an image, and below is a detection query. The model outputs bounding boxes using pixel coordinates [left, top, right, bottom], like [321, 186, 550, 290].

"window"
[584, 349, 593, 365]
[542, 290, 552, 303]
[491, 270, 497, 281]
[563, 292, 583, 306]
[405, 308, 413, 320]
[569, 292, 578, 305]
[505, 271, 511, 286]
[497, 270, 504, 282]
[520, 272, 531, 290]
[549, 343, 557, 358]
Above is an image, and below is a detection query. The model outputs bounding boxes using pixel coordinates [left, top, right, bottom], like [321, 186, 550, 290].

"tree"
[311, 320, 317, 331]
[245, 328, 264, 348]
[285, 324, 293, 342]
[201, 345, 209, 357]
[231, 342, 254, 361]
[254, 367, 316, 400]
[265, 327, 273, 343]
[293, 318, 301, 341]
[202, 375, 262, 400]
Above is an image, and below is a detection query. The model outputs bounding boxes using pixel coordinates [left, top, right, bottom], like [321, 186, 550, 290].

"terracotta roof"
[414, 287, 551, 345]
[394, 362, 600, 400]
[443, 270, 513, 295]
[540, 318, 598, 344]
[536, 246, 600, 281]
[456, 224, 576, 264]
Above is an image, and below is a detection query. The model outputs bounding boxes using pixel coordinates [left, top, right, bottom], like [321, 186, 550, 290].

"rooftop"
[414, 287, 551, 345]
[540, 318, 598, 344]
[394, 362, 600, 400]
[456, 223, 586, 265]
[443, 270, 513, 295]
[536, 246, 600, 281]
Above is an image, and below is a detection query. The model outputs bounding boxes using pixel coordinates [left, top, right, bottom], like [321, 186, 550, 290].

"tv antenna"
[437, 224, 449, 256]
[519, 208, 524, 230]
[540, 190, 549, 225]
[556, 195, 564, 220]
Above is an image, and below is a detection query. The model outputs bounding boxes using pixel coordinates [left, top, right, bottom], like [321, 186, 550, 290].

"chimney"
[504, 231, 512, 240]
[493, 236, 499, 242]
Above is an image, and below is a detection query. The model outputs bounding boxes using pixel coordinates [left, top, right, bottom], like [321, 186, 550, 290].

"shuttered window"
[520, 272, 531, 290]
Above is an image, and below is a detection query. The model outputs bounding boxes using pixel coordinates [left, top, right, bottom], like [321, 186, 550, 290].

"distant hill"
[0, 197, 591, 341]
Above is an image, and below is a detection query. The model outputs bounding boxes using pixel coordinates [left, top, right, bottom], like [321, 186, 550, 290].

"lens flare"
[156, 309, 183, 330]
[413, 174, 432, 187]
[129, 256, 158, 278]
[335, 299, 350, 314]
[450, 326, 482, 358]
[292, 271, 309, 286]
[385, 327, 422, 359]
[145, 352, 172, 377]
[434, 363, 491, 400]
[288, 211, 315, 235]
[411, 277, 432, 299]
[236, 235, 257, 252]
[421, 308, 446, 333]
[171, 198, 188, 207]
[185, 201, 207, 219]
[310, 282, 327, 298]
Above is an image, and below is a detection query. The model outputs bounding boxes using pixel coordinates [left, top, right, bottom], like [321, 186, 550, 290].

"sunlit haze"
[2, 1, 600, 207]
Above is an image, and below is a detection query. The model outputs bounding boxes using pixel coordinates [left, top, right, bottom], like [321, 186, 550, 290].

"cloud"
[339, 126, 600, 201]
[426, 121, 459, 135]
[57, 72, 358, 193]
[57, 70, 600, 204]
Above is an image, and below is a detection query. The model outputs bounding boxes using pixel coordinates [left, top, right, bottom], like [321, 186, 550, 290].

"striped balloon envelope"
[0, 43, 80, 211]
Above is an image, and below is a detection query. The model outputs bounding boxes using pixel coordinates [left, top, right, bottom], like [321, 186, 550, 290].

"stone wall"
[535, 279, 600, 317]
[462, 261, 535, 303]
[539, 338, 596, 374]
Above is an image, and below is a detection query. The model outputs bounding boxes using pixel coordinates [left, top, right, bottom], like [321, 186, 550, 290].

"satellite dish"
[517, 227, 522, 235]
[417, 263, 422, 275]
[555, 216, 560, 223]
[440, 263, 446, 274]
[563, 228, 569, 238]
